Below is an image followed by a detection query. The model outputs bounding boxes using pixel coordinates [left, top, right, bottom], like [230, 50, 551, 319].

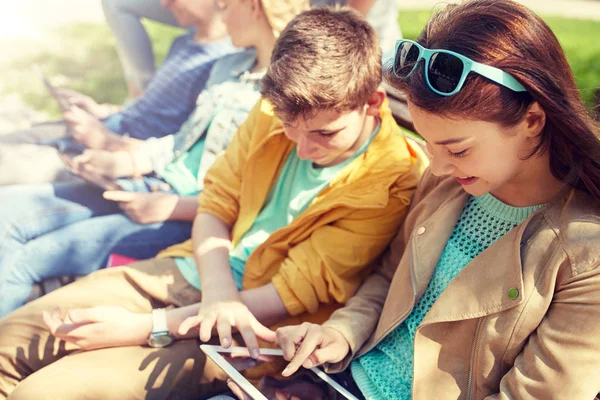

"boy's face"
[281, 101, 380, 167]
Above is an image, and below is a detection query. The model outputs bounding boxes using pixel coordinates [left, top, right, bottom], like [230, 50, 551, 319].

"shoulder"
[538, 189, 600, 275]
[211, 49, 257, 72]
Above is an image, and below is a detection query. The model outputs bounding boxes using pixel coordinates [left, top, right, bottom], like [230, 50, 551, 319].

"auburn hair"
[387, 0, 600, 200]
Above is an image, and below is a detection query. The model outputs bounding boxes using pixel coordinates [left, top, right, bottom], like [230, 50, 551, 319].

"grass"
[398, 11, 600, 108]
[1, 11, 599, 119]
[0, 21, 183, 119]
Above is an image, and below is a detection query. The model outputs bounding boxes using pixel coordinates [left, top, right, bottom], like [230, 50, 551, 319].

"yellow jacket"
[159, 98, 424, 329]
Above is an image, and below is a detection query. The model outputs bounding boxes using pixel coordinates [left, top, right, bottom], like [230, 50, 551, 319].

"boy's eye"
[447, 149, 468, 158]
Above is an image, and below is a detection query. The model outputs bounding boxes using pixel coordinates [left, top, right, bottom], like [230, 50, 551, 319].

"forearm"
[104, 134, 143, 152]
[192, 212, 237, 301]
[168, 196, 200, 221]
[108, 149, 153, 177]
[241, 283, 289, 326]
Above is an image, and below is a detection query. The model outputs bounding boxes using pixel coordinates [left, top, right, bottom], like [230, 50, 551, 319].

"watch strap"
[151, 308, 169, 334]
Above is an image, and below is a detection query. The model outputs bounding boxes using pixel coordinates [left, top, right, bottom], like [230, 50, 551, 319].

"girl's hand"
[103, 191, 180, 224]
[71, 149, 132, 179]
[178, 300, 276, 359]
[276, 323, 350, 377]
[42, 306, 152, 350]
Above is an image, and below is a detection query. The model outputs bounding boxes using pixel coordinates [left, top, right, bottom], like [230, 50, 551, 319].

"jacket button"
[416, 226, 426, 236]
[508, 288, 519, 300]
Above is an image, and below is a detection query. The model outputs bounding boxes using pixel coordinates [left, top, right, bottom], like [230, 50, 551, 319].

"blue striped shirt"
[115, 33, 236, 140]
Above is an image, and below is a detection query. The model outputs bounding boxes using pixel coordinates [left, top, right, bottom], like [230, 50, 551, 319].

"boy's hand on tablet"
[276, 323, 350, 377]
[178, 300, 276, 359]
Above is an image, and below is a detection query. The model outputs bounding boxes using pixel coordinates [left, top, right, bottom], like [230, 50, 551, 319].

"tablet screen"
[200, 345, 361, 400]
[34, 64, 71, 112]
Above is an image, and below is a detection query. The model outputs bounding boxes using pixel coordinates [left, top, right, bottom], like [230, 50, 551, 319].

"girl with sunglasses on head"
[267, 0, 600, 399]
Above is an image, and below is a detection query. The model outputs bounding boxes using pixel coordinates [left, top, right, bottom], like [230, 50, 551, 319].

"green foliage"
[2, 12, 598, 117]
[0, 21, 182, 119]
[398, 11, 600, 109]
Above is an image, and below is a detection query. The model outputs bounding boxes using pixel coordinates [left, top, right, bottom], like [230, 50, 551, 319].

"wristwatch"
[147, 308, 174, 348]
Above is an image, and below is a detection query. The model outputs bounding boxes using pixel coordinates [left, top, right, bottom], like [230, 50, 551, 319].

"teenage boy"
[0, 8, 424, 400]
[0, 0, 234, 186]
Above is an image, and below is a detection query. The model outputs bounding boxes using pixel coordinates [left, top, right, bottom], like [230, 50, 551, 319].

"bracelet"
[127, 149, 142, 180]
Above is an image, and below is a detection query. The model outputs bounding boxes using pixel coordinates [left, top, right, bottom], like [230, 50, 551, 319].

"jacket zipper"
[355, 233, 419, 361]
[409, 234, 419, 398]
[466, 318, 482, 400]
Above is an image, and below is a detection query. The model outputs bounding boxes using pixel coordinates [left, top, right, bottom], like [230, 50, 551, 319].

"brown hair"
[260, 7, 382, 123]
[387, 0, 600, 200]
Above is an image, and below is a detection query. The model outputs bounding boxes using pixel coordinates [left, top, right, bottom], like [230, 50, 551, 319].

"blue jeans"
[0, 181, 192, 317]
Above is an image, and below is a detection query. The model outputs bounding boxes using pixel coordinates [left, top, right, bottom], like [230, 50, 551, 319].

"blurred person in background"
[0, 0, 235, 185]
[104, 0, 403, 100]
[0, 0, 307, 318]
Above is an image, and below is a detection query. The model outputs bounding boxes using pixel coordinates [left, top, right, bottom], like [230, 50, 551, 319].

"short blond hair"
[261, 0, 309, 37]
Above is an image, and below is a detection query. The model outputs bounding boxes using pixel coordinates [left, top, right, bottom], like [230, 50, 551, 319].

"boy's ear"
[365, 87, 386, 117]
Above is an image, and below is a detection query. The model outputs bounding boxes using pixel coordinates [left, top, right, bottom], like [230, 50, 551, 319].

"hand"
[63, 105, 120, 150]
[103, 191, 180, 224]
[71, 149, 132, 179]
[55, 88, 116, 119]
[276, 323, 350, 377]
[178, 299, 276, 359]
[42, 306, 152, 350]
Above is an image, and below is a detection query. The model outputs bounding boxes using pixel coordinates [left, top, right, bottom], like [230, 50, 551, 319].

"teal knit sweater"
[351, 193, 542, 400]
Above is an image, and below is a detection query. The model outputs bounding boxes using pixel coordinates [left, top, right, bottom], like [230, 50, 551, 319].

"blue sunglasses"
[393, 39, 527, 96]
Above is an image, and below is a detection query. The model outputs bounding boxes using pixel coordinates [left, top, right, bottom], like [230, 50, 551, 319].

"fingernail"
[251, 349, 260, 359]
[282, 367, 290, 376]
[222, 338, 230, 346]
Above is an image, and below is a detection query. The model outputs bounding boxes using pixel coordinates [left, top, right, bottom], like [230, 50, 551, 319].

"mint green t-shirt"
[175, 120, 381, 291]
[159, 138, 206, 196]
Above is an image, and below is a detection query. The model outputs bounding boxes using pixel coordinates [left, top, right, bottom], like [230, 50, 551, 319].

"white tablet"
[200, 345, 360, 400]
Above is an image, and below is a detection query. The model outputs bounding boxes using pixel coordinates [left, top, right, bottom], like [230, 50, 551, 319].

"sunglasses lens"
[428, 52, 464, 93]
[394, 42, 420, 78]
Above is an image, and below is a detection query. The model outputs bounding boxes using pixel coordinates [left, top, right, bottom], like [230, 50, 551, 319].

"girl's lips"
[455, 176, 479, 185]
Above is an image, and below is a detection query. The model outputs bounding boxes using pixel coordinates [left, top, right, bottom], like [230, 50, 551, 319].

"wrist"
[134, 313, 154, 345]
[204, 289, 241, 304]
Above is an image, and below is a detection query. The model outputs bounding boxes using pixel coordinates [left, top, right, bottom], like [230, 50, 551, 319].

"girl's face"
[218, 0, 259, 48]
[409, 102, 541, 202]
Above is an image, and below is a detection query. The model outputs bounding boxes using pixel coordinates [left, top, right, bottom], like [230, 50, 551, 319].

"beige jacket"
[324, 169, 600, 400]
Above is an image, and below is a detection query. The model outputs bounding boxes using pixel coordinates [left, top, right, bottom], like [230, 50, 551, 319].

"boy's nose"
[296, 136, 312, 160]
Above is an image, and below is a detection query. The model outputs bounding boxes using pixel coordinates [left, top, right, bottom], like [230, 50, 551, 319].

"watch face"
[148, 333, 174, 348]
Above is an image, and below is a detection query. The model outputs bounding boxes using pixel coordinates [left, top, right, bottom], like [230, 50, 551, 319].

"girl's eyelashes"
[447, 149, 468, 158]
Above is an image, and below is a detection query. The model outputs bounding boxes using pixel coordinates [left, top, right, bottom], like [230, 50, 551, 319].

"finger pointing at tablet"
[277, 323, 351, 377]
